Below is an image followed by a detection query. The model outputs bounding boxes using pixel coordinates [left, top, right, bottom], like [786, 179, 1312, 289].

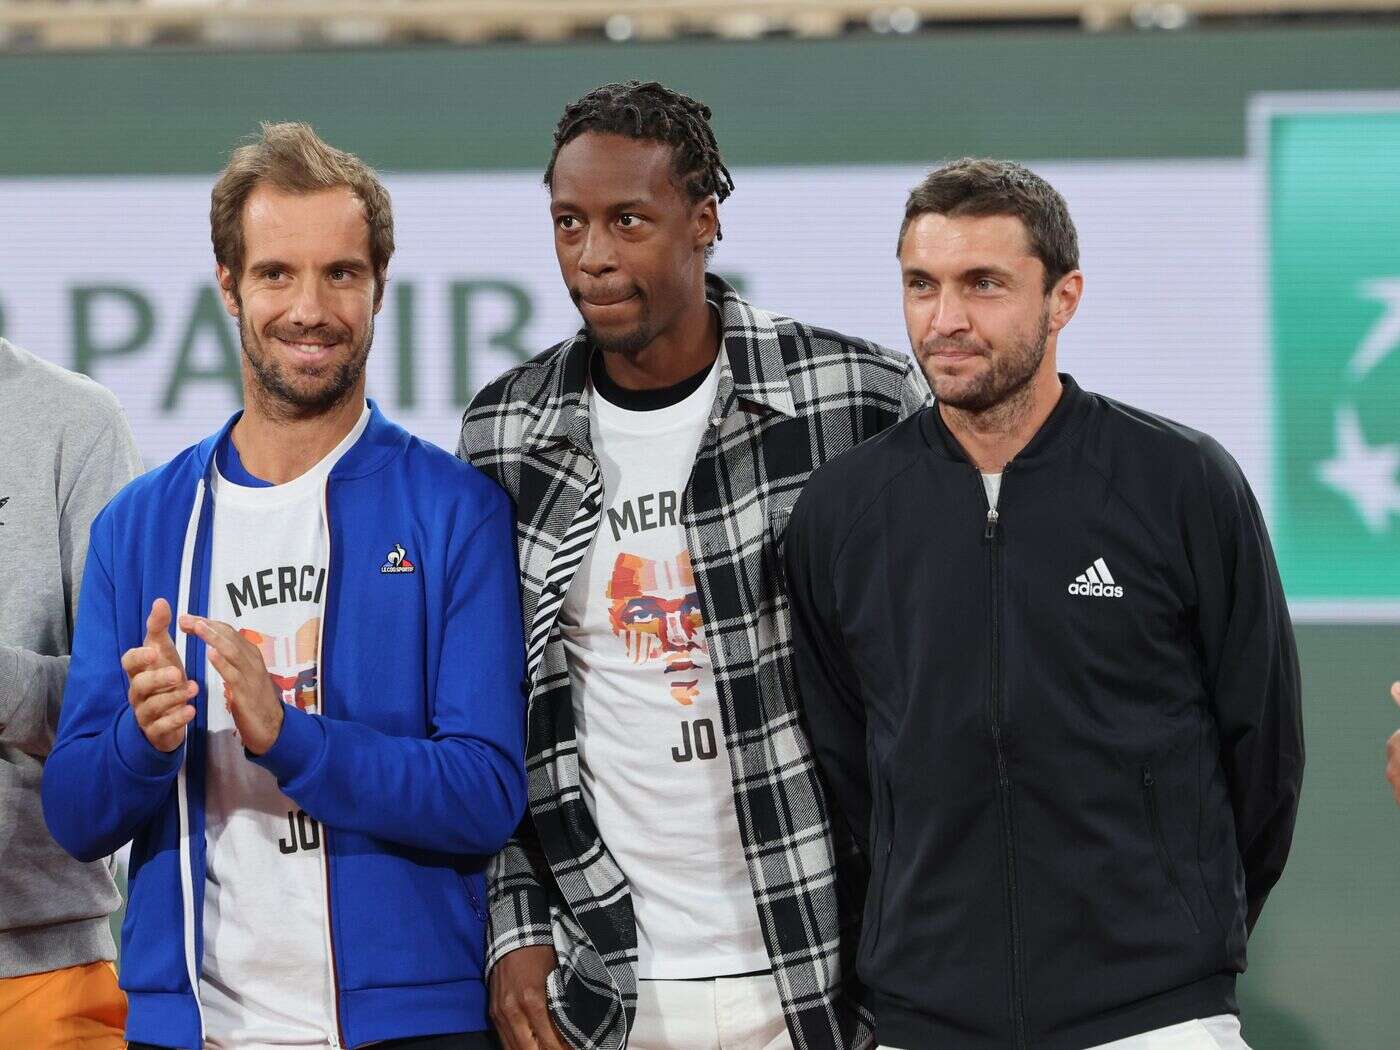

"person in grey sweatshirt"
[0, 337, 142, 1046]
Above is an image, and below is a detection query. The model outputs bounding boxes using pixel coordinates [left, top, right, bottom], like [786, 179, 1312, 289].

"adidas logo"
[1068, 557, 1123, 598]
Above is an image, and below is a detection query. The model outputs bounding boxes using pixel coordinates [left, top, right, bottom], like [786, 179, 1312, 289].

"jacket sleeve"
[456, 395, 562, 967]
[485, 815, 562, 971]
[1192, 439, 1304, 932]
[457, 376, 523, 489]
[251, 494, 528, 857]
[898, 356, 934, 422]
[42, 515, 184, 863]
[784, 487, 874, 857]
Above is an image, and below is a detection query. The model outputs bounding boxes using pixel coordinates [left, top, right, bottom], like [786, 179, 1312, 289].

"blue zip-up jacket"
[42, 402, 528, 1049]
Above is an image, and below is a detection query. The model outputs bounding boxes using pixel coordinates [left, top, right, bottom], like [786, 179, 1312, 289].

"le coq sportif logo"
[380, 543, 416, 574]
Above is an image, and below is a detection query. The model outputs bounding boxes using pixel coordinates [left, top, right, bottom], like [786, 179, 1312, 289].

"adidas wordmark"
[1068, 557, 1123, 598]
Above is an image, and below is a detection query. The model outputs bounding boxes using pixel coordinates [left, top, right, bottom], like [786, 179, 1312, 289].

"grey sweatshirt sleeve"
[0, 647, 70, 756]
[0, 399, 142, 756]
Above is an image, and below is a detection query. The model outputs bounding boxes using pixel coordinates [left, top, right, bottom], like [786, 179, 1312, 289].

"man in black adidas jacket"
[784, 159, 1303, 1050]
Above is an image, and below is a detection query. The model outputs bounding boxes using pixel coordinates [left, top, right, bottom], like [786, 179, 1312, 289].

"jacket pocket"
[1141, 764, 1200, 933]
[864, 774, 896, 954]
[462, 870, 488, 922]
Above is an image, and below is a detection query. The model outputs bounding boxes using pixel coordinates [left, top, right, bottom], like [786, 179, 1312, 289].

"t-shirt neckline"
[213, 402, 370, 505]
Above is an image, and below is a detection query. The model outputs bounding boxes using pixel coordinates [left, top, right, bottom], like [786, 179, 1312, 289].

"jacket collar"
[921, 373, 1091, 465]
[527, 274, 795, 451]
[193, 398, 409, 483]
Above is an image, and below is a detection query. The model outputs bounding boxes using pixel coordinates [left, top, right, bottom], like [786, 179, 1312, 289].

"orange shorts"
[0, 960, 127, 1050]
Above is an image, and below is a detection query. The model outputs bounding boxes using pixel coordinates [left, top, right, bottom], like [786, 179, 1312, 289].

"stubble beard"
[239, 309, 372, 422]
[921, 306, 1051, 422]
[578, 290, 656, 358]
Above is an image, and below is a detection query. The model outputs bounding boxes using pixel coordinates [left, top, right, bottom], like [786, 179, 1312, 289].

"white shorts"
[628, 972, 794, 1050]
[1084, 1015, 1250, 1049]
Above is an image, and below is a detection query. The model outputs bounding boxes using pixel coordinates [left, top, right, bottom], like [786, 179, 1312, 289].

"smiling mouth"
[277, 337, 340, 354]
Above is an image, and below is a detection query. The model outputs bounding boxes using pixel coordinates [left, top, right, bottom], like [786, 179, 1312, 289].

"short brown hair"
[211, 121, 394, 301]
[898, 158, 1078, 291]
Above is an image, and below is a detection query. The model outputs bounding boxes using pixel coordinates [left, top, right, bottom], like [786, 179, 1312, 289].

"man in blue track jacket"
[42, 122, 528, 1050]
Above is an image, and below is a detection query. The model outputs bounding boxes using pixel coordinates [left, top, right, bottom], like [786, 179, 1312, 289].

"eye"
[618, 213, 643, 229]
[556, 215, 580, 231]
[974, 277, 999, 292]
[906, 278, 929, 292]
[330, 269, 349, 282]
[622, 598, 661, 625]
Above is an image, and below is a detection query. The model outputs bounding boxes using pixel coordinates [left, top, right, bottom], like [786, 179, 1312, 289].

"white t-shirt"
[982, 471, 1003, 510]
[200, 406, 368, 1049]
[559, 353, 769, 980]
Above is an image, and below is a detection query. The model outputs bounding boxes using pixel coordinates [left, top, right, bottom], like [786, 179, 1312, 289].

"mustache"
[267, 325, 349, 346]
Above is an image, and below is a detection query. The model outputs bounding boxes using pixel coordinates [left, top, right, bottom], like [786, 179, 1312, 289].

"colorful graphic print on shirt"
[606, 548, 707, 707]
[236, 618, 320, 714]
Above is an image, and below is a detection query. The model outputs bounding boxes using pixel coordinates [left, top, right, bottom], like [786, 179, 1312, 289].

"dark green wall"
[1239, 626, 1397, 1048]
[3, 24, 1399, 176]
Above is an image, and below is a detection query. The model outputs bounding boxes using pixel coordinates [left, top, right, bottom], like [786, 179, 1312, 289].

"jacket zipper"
[1141, 765, 1200, 933]
[178, 480, 209, 1046]
[983, 472, 1028, 1050]
[318, 488, 345, 1049]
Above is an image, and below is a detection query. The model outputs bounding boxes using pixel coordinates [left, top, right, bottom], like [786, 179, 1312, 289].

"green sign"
[1267, 101, 1400, 608]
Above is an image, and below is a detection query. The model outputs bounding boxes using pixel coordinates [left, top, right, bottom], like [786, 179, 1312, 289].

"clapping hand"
[178, 615, 286, 756]
[121, 598, 197, 752]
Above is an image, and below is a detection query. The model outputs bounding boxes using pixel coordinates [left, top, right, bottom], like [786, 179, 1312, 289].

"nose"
[662, 610, 687, 650]
[927, 289, 971, 340]
[577, 225, 618, 278]
[285, 277, 330, 329]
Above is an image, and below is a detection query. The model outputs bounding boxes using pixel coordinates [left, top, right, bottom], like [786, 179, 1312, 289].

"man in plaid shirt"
[458, 81, 929, 1050]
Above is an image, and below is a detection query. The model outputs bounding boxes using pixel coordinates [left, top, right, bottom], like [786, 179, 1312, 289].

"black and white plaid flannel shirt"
[458, 276, 930, 1050]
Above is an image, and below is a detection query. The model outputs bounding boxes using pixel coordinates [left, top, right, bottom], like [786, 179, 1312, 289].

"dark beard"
[586, 323, 655, 356]
[575, 287, 655, 356]
[240, 314, 371, 420]
[927, 307, 1050, 414]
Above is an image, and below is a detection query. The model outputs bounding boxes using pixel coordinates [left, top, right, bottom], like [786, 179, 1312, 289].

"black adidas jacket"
[783, 376, 1303, 1050]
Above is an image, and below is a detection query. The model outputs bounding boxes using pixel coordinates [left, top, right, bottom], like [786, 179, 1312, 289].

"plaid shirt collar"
[527, 274, 796, 454]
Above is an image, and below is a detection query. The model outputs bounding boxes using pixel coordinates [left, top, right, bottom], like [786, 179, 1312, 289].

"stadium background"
[2, 14, 1397, 1048]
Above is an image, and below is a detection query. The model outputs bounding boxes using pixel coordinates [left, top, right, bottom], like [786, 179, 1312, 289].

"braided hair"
[545, 81, 736, 246]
